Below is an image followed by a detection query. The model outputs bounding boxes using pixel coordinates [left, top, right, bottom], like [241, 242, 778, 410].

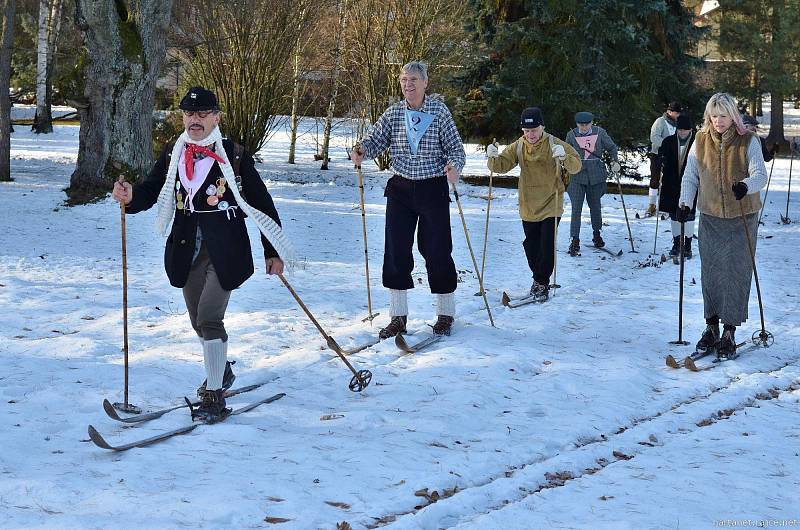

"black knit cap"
[741, 114, 758, 126]
[179, 86, 220, 112]
[520, 107, 544, 128]
[676, 114, 693, 130]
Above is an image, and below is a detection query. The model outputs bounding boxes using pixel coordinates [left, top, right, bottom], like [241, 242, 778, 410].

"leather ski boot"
[683, 236, 693, 259]
[668, 236, 681, 258]
[568, 238, 580, 256]
[379, 316, 407, 339]
[192, 388, 231, 423]
[431, 315, 454, 336]
[717, 327, 737, 359]
[592, 230, 605, 248]
[695, 324, 720, 354]
[530, 281, 549, 303]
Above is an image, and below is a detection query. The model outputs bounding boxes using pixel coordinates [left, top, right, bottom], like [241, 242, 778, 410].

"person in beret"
[564, 111, 619, 255]
[112, 86, 293, 422]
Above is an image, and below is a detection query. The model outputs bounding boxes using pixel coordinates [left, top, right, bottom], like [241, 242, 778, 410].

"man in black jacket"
[112, 87, 288, 422]
[655, 114, 696, 259]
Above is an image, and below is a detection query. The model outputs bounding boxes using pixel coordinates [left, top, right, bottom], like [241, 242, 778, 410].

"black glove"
[732, 181, 748, 200]
[770, 143, 779, 155]
[674, 205, 690, 223]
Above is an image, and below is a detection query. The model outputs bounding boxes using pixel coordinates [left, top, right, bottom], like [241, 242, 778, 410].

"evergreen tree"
[717, 0, 800, 148]
[452, 0, 707, 150]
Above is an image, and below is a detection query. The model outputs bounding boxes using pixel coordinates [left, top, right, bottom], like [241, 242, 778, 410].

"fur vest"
[695, 127, 761, 218]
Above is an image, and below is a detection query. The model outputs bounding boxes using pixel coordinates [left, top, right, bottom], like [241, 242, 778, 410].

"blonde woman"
[677, 93, 768, 358]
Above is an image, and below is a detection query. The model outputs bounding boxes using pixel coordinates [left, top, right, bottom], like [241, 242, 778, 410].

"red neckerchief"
[184, 144, 225, 180]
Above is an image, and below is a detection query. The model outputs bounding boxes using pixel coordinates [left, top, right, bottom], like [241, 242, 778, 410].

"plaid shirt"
[359, 96, 466, 180]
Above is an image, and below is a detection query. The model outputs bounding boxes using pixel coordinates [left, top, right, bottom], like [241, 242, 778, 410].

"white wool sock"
[390, 289, 408, 317]
[648, 188, 658, 204]
[436, 293, 455, 317]
[203, 339, 226, 391]
[684, 220, 695, 238]
[671, 220, 695, 238]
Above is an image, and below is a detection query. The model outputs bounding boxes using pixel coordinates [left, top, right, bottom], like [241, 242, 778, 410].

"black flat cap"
[179, 86, 220, 112]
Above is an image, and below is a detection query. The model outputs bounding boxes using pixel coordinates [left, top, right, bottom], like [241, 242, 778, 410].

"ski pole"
[612, 162, 637, 252]
[757, 156, 776, 226]
[669, 219, 689, 346]
[737, 200, 773, 347]
[113, 189, 141, 414]
[354, 166, 379, 323]
[477, 139, 496, 297]
[781, 137, 795, 224]
[551, 154, 567, 294]
[450, 181, 495, 327]
[277, 273, 372, 392]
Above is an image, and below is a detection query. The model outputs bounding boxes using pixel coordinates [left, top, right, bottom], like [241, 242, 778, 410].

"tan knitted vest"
[695, 128, 761, 219]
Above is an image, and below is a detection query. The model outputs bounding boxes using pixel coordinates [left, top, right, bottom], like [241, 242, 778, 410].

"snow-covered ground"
[1, 112, 799, 530]
[10, 104, 77, 121]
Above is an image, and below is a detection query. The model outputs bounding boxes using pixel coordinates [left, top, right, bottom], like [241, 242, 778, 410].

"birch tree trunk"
[33, 0, 53, 133]
[0, 0, 15, 182]
[319, 0, 347, 170]
[68, 0, 172, 204]
[46, 0, 64, 115]
[287, 39, 302, 164]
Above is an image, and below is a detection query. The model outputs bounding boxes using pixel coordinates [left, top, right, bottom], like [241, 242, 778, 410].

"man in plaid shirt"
[351, 61, 466, 338]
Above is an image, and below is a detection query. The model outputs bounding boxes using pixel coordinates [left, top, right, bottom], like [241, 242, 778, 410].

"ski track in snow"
[1, 112, 799, 529]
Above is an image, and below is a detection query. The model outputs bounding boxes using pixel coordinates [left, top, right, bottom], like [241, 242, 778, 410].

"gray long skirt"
[698, 212, 759, 326]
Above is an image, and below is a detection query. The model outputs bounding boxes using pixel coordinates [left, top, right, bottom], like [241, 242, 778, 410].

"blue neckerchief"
[404, 109, 434, 155]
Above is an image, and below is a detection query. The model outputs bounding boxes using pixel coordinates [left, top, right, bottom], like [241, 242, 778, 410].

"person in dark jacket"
[112, 86, 292, 422]
[656, 114, 696, 258]
[646, 101, 682, 216]
[741, 114, 776, 162]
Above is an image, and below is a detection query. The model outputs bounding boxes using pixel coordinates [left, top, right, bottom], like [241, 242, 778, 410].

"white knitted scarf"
[155, 126, 295, 264]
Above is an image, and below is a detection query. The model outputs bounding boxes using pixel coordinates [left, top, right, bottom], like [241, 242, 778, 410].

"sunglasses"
[182, 110, 216, 118]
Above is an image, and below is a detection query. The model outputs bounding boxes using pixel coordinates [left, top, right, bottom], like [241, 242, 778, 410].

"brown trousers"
[182, 243, 232, 342]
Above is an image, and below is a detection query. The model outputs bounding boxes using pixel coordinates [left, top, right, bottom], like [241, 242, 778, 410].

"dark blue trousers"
[382, 175, 457, 294]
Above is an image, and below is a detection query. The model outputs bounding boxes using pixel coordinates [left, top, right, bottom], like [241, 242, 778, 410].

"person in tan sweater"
[487, 107, 581, 301]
